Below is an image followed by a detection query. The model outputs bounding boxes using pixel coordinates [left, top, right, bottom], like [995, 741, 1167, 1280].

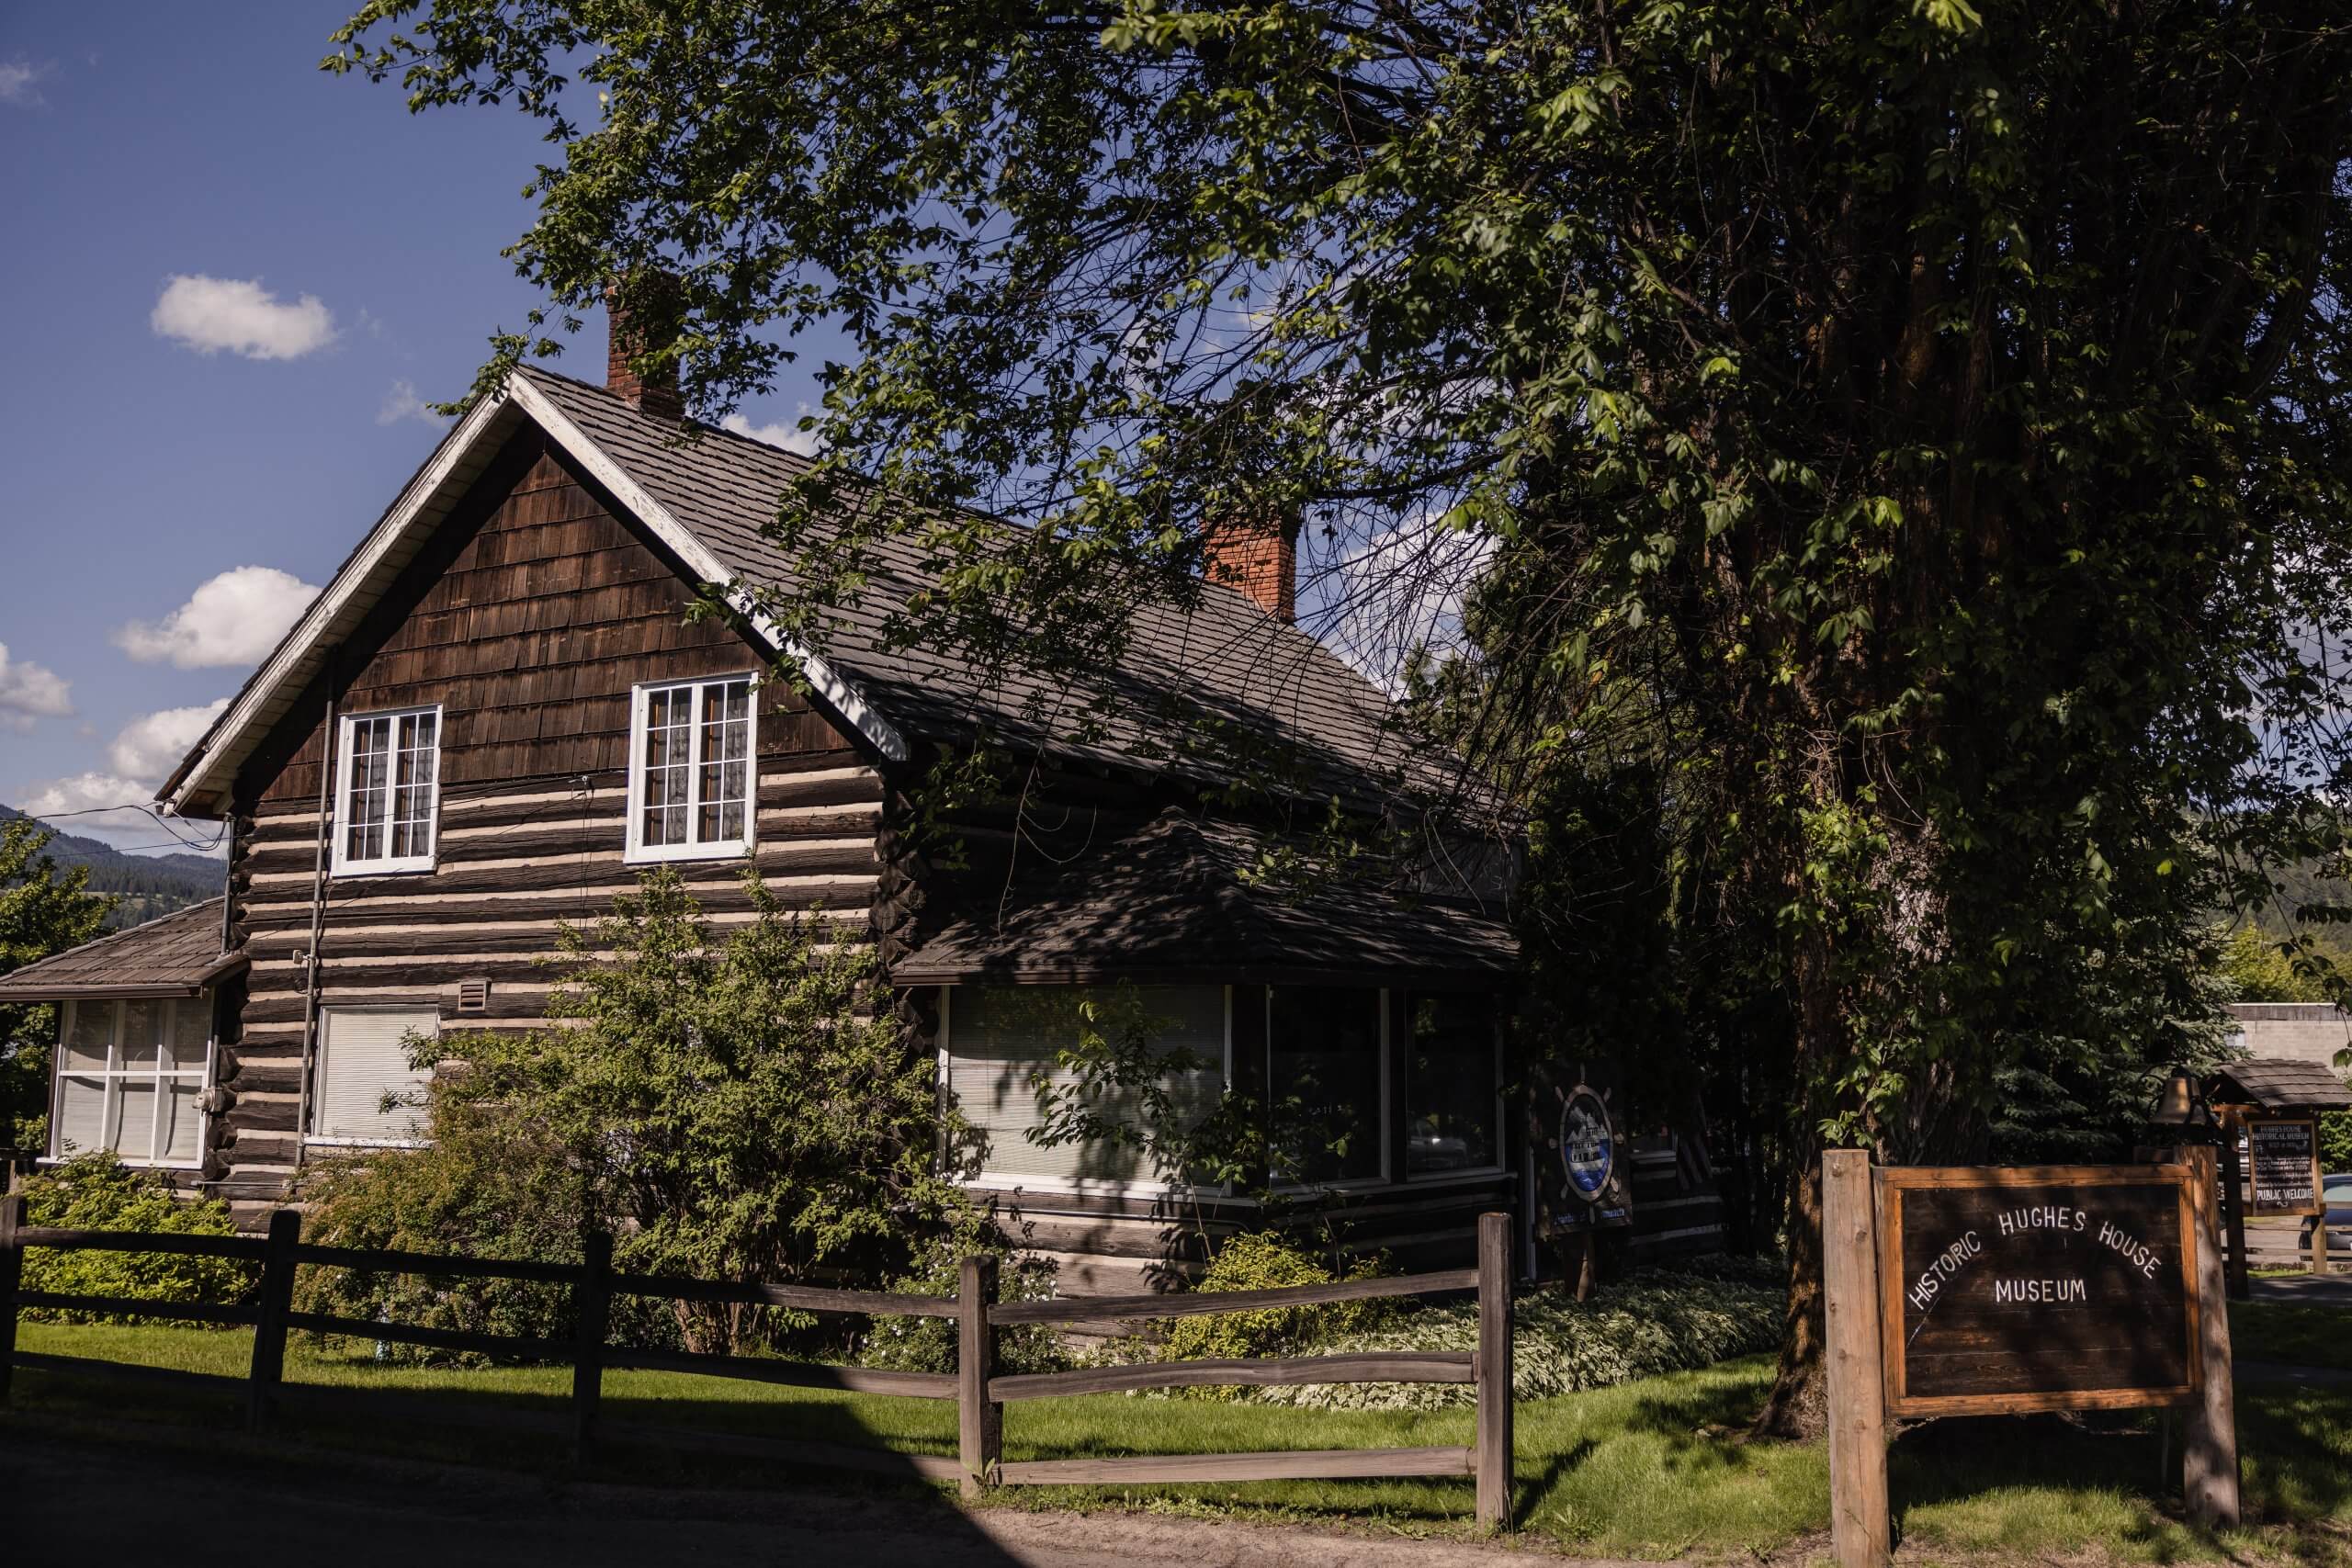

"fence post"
[958, 1254, 1001, 1499]
[2181, 1144, 2241, 1527]
[1476, 1210, 1513, 1531]
[1823, 1150, 1890, 1568]
[572, 1230, 612, 1465]
[246, 1208, 301, 1434]
[0, 1192, 23, 1406]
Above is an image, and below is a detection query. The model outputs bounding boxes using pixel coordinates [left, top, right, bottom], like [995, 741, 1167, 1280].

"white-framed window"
[331, 705, 441, 876]
[627, 675, 756, 863]
[941, 984, 1228, 1193]
[50, 995, 212, 1168]
[310, 1007, 438, 1147]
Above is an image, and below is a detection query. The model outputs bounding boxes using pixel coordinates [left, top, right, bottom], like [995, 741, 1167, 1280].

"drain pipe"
[291, 662, 339, 1168]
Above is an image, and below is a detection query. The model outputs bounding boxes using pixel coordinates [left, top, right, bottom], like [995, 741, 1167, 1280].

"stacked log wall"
[209, 434, 882, 1225]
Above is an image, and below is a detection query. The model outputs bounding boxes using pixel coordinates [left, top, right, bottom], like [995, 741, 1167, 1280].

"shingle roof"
[895, 808, 1516, 987]
[518, 367, 1462, 808]
[0, 899, 241, 1000]
[2210, 1057, 2352, 1111]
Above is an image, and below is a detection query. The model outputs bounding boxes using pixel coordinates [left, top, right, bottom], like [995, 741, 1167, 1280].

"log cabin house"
[1, 325, 1726, 1286]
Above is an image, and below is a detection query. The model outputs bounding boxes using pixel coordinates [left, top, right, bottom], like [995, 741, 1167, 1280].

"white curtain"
[947, 985, 1224, 1184]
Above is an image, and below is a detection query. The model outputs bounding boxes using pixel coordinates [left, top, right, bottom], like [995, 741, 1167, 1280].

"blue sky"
[0, 6, 824, 853]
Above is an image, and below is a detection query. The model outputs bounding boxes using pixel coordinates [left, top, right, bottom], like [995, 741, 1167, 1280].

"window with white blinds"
[311, 1008, 438, 1145]
[50, 995, 211, 1168]
[945, 985, 1226, 1188]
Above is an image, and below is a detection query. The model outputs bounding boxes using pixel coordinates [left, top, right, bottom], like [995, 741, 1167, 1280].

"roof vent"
[457, 978, 491, 1014]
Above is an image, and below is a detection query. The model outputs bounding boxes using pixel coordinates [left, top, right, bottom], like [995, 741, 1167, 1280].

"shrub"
[1148, 1230, 1388, 1398]
[17, 1153, 254, 1323]
[1233, 1262, 1784, 1412]
[291, 868, 977, 1359]
[858, 1231, 1069, 1376]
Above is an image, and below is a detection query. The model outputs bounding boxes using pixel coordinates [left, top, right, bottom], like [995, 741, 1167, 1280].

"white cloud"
[107, 699, 231, 781]
[1317, 517, 1496, 695]
[377, 378, 448, 427]
[0, 642, 72, 730]
[0, 60, 49, 107]
[151, 274, 337, 361]
[15, 773, 159, 851]
[720, 408, 822, 457]
[114, 565, 320, 669]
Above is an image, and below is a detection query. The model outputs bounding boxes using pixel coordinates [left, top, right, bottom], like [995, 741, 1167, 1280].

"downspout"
[291, 661, 339, 1168]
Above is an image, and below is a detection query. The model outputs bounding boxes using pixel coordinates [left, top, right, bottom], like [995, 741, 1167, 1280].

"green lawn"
[8, 1320, 2350, 1562]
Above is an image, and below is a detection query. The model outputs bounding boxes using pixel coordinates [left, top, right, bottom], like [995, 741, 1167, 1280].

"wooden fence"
[0, 1199, 1518, 1527]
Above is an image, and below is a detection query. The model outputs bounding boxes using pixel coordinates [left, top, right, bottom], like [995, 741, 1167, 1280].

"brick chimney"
[605, 273, 684, 423]
[1203, 516, 1301, 622]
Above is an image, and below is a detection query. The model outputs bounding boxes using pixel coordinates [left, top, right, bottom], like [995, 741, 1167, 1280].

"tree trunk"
[1753, 1153, 1828, 1438]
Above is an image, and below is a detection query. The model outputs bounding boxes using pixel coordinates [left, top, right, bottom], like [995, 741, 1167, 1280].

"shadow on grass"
[1622, 1373, 1774, 1474]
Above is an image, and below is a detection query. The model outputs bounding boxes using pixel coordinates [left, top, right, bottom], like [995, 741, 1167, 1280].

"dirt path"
[0, 1423, 1578, 1567]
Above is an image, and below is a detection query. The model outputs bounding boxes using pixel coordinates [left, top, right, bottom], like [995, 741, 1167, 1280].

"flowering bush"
[1175, 1258, 1782, 1412]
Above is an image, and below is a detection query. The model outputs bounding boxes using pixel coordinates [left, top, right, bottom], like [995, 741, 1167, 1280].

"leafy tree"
[0, 819, 116, 1154]
[332, 2, 2352, 1431]
[301, 870, 971, 1355]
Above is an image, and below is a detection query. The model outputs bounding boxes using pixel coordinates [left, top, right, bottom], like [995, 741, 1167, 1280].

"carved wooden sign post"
[1823, 1151, 2238, 1568]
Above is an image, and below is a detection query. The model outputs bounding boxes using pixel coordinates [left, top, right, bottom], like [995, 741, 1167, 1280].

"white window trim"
[941, 983, 1236, 1200]
[306, 1005, 439, 1150]
[48, 995, 213, 1171]
[330, 703, 443, 877]
[625, 675, 760, 864]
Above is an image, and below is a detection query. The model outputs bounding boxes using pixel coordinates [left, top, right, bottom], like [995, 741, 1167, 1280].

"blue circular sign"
[1561, 1087, 1615, 1202]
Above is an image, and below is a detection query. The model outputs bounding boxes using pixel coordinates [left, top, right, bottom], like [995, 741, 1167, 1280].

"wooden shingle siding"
[209, 431, 876, 1216]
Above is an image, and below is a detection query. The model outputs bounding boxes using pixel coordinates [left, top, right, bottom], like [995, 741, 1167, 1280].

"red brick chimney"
[1203, 516, 1301, 622]
[605, 273, 684, 423]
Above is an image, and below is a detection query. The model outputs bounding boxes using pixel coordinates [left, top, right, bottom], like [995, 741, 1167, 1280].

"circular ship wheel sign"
[1559, 1086, 1616, 1203]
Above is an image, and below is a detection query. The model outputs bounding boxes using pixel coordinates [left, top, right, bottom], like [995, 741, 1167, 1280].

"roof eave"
[158, 370, 910, 818]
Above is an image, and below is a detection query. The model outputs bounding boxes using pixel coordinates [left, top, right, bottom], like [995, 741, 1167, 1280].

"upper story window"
[628, 676, 756, 863]
[332, 705, 441, 876]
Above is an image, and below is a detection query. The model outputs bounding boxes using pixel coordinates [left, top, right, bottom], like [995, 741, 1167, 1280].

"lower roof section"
[894, 809, 1517, 989]
[0, 897, 243, 1001]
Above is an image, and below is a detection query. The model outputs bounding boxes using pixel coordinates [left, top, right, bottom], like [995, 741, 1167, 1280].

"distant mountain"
[1, 806, 222, 928]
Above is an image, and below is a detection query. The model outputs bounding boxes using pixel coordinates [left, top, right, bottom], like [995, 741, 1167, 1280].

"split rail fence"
[0, 1199, 1517, 1527]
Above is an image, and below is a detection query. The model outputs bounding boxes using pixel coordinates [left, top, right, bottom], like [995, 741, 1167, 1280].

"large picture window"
[628, 676, 755, 863]
[1402, 992, 1501, 1177]
[311, 1007, 438, 1146]
[944, 985, 1226, 1189]
[332, 705, 440, 875]
[1268, 987, 1386, 1184]
[51, 996, 211, 1168]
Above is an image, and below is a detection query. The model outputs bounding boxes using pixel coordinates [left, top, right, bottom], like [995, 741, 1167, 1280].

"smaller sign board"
[2245, 1118, 2323, 1217]
[1523, 1061, 1632, 1235]
[1877, 1165, 2201, 1417]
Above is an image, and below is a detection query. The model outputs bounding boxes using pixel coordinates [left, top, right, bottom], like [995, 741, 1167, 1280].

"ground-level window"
[311, 1007, 438, 1146]
[1267, 986, 1386, 1184]
[628, 676, 756, 863]
[51, 995, 211, 1168]
[333, 705, 441, 875]
[944, 985, 1226, 1187]
[1402, 992, 1501, 1177]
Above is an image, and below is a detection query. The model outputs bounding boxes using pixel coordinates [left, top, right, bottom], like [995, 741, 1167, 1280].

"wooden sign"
[2245, 1118, 2322, 1217]
[1824, 1150, 2237, 1568]
[1876, 1165, 2201, 1417]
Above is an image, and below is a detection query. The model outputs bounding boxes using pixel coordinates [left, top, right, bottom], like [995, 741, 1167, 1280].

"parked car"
[2301, 1172, 2352, 1254]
